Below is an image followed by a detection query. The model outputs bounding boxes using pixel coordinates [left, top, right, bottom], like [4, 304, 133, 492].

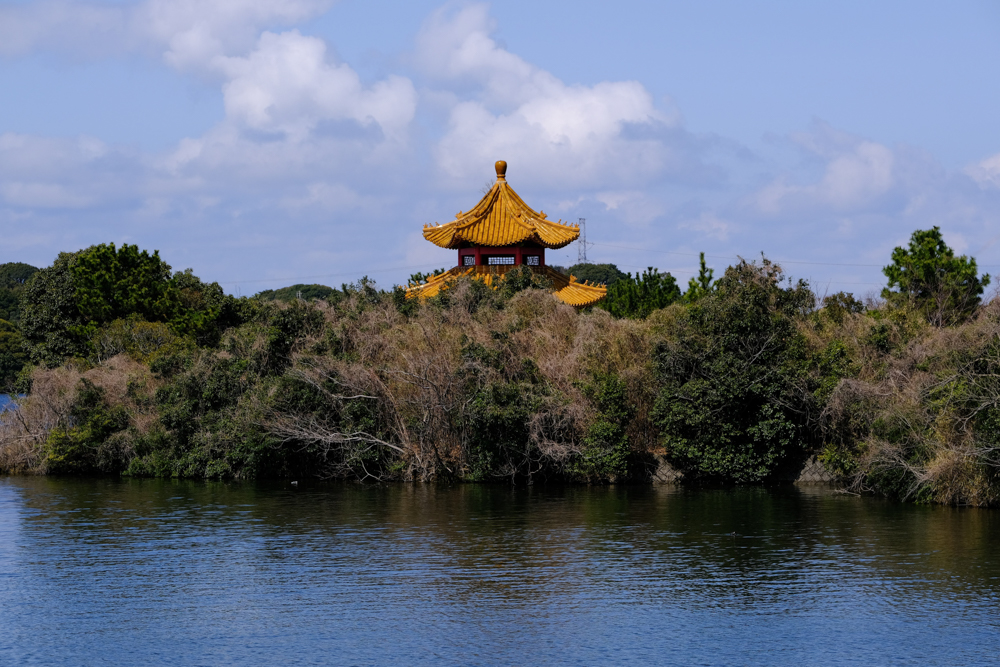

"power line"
[212, 241, 998, 289]
[612, 262, 886, 286]
[215, 263, 434, 285]
[589, 241, 1000, 269]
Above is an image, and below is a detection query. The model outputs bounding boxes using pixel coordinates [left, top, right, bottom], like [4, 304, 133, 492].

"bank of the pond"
[2, 477, 998, 666]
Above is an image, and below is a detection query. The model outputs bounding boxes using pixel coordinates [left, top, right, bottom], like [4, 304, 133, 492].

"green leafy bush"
[571, 373, 631, 481]
[599, 267, 681, 319]
[43, 379, 130, 474]
[653, 259, 813, 482]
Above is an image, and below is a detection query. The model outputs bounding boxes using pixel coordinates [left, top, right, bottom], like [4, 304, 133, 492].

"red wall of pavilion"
[457, 245, 546, 267]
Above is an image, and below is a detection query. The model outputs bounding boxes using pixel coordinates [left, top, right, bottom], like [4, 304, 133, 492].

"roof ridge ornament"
[421, 160, 581, 250]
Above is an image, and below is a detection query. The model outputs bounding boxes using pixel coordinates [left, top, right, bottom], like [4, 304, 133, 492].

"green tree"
[0, 262, 39, 322]
[70, 243, 183, 330]
[19, 244, 236, 365]
[820, 291, 864, 325]
[652, 259, 814, 482]
[255, 283, 340, 302]
[18, 251, 87, 365]
[571, 373, 631, 480]
[882, 227, 989, 326]
[0, 288, 18, 323]
[0, 319, 28, 388]
[566, 263, 628, 286]
[599, 267, 681, 319]
[682, 252, 714, 302]
[407, 268, 446, 287]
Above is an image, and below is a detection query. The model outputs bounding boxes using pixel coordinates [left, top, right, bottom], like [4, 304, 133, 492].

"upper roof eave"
[422, 161, 581, 250]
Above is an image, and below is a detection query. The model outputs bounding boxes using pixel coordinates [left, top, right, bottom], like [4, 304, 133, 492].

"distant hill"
[562, 263, 628, 286]
[254, 284, 339, 303]
[0, 262, 39, 322]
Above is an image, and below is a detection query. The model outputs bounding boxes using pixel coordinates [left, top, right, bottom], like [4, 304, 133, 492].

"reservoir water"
[1, 477, 998, 666]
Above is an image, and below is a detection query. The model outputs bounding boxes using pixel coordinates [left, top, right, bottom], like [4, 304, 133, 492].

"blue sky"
[2, 0, 1000, 297]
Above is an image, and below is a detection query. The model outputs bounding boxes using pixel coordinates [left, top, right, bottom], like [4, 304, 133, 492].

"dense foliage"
[882, 227, 989, 326]
[19, 244, 237, 366]
[565, 263, 628, 286]
[0, 318, 27, 390]
[6, 230, 1000, 507]
[599, 268, 682, 319]
[0, 262, 39, 385]
[255, 283, 339, 303]
[653, 260, 812, 482]
[0, 262, 39, 323]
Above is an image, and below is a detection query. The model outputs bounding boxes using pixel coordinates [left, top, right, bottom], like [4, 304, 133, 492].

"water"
[1, 478, 998, 666]
[0, 394, 14, 412]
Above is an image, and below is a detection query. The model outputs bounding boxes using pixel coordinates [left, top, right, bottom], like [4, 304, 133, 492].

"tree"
[255, 283, 339, 303]
[19, 244, 234, 365]
[652, 259, 814, 482]
[0, 262, 39, 322]
[566, 263, 628, 286]
[0, 318, 28, 388]
[683, 252, 714, 302]
[820, 291, 864, 325]
[882, 227, 989, 326]
[598, 267, 681, 319]
[407, 268, 446, 287]
[0, 262, 39, 290]
[18, 251, 87, 365]
[70, 243, 183, 329]
[501, 265, 550, 298]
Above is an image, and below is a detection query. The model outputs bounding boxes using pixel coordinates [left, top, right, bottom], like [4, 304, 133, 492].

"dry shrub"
[819, 301, 1000, 505]
[0, 355, 161, 474]
[264, 286, 662, 480]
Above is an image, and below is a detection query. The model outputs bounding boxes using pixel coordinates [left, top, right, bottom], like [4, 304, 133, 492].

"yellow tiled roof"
[422, 161, 581, 250]
[405, 265, 607, 308]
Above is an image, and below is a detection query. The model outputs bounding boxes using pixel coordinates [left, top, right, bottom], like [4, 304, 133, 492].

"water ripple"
[1, 478, 999, 666]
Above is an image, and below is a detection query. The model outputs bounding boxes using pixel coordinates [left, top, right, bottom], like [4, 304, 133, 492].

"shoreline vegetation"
[2, 228, 1000, 506]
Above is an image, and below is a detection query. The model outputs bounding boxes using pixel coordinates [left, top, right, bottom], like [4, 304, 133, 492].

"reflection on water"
[1, 478, 999, 666]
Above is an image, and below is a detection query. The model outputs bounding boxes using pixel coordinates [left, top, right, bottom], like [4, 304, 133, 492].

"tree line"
[1, 228, 998, 506]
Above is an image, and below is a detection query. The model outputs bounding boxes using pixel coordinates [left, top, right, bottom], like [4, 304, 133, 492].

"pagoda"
[406, 161, 607, 308]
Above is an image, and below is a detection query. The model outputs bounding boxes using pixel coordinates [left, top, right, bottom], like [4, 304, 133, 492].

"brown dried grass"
[0, 355, 161, 475]
[815, 301, 1000, 505]
[268, 286, 662, 479]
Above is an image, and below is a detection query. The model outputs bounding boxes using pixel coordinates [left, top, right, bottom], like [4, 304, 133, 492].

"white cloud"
[755, 125, 896, 215]
[213, 30, 416, 142]
[966, 153, 1000, 190]
[593, 191, 664, 227]
[0, 0, 332, 61]
[141, 0, 332, 66]
[8, 3, 999, 295]
[679, 212, 732, 241]
[418, 3, 673, 188]
[0, 133, 130, 209]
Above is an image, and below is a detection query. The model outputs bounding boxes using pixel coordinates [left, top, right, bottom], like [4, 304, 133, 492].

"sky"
[2, 0, 1000, 297]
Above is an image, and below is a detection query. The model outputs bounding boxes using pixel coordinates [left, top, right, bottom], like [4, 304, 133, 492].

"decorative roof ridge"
[421, 161, 581, 249]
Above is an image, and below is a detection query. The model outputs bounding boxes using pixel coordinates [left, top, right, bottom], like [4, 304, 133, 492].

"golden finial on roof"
[421, 159, 581, 249]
